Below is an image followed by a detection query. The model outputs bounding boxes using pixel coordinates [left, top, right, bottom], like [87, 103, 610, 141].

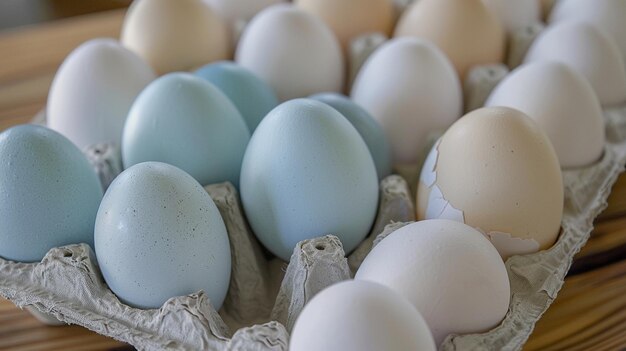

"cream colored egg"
[550, 0, 626, 64]
[417, 107, 563, 259]
[235, 4, 344, 101]
[524, 21, 626, 106]
[295, 0, 394, 51]
[486, 62, 605, 168]
[395, 0, 505, 79]
[121, 0, 229, 74]
[351, 37, 462, 165]
[481, 0, 541, 34]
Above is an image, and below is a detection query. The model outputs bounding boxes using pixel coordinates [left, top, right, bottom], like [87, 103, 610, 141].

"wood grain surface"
[0, 8, 625, 351]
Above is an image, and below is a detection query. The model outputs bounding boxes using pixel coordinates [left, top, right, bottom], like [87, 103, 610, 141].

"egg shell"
[394, 0, 505, 79]
[550, 0, 626, 65]
[204, 0, 286, 25]
[355, 219, 511, 347]
[240, 99, 379, 261]
[94, 162, 231, 310]
[235, 4, 344, 101]
[309, 93, 392, 180]
[524, 21, 626, 106]
[195, 61, 279, 133]
[290, 280, 436, 351]
[417, 107, 563, 258]
[0, 125, 103, 262]
[486, 61, 605, 168]
[351, 37, 462, 165]
[47, 38, 155, 150]
[482, 0, 541, 34]
[122, 73, 250, 187]
[121, 0, 229, 74]
[295, 0, 394, 51]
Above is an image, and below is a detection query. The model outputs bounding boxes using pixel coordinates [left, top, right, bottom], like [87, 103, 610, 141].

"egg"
[309, 93, 391, 179]
[550, 0, 626, 64]
[356, 220, 510, 346]
[524, 21, 626, 106]
[351, 37, 462, 165]
[0, 125, 103, 262]
[486, 62, 605, 168]
[240, 99, 378, 261]
[417, 107, 563, 259]
[290, 280, 436, 351]
[205, 0, 285, 25]
[47, 39, 155, 150]
[95, 162, 231, 309]
[294, 0, 394, 51]
[195, 61, 279, 132]
[122, 73, 250, 187]
[394, 0, 505, 79]
[121, 0, 229, 74]
[481, 0, 541, 34]
[235, 5, 344, 101]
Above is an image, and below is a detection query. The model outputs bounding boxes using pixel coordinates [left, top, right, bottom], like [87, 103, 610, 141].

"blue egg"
[95, 162, 231, 309]
[122, 73, 251, 187]
[0, 125, 103, 262]
[195, 61, 279, 132]
[240, 99, 379, 261]
[310, 93, 392, 179]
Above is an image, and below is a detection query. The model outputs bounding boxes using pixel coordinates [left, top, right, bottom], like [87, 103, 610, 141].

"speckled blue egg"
[94, 162, 231, 309]
[309, 93, 392, 180]
[0, 125, 103, 262]
[195, 61, 279, 132]
[122, 73, 251, 187]
[240, 99, 379, 261]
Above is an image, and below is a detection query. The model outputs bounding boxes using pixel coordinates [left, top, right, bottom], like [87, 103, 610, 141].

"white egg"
[290, 280, 436, 351]
[524, 21, 626, 106]
[482, 0, 541, 33]
[486, 61, 605, 168]
[550, 0, 626, 64]
[47, 38, 155, 150]
[235, 4, 344, 101]
[356, 220, 511, 346]
[351, 37, 462, 165]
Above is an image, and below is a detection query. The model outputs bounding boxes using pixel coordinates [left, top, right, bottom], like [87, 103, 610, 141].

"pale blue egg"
[195, 61, 279, 132]
[310, 93, 392, 180]
[0, 125, 103, 262]
[240, 99, 379, 261]
[95, 162, 231, 309]
[122, 73, 251, 187]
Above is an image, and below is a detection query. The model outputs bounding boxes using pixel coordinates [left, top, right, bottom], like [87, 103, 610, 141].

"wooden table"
[1, 9, 625, 351]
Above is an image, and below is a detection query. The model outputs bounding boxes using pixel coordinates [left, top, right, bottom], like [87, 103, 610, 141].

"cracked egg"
[416, 107, 563, 259]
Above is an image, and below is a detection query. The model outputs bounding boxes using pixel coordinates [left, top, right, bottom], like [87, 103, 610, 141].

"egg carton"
[4, 100, 626, 351]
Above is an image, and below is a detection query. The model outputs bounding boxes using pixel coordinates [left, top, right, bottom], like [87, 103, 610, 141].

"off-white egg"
[295, 0, 394, 51]
[482, 0, 541, 34]
[395, 0, 505, 79]
[356, 220, 511, 346]
[47, 38, 155, 150]
[486, 62, 605, 168]
[351, 37, 462, 165]
[290, 280, 436, 351]
[550, 0, 626, 64]
[416, 107, 563, 259]
[235, 4, 344, 101]
[121, 0, 229, 74]
[524, 21, 626, 106]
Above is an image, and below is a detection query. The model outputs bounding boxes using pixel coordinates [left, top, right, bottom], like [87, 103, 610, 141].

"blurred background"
[0, 0, 131, 30]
